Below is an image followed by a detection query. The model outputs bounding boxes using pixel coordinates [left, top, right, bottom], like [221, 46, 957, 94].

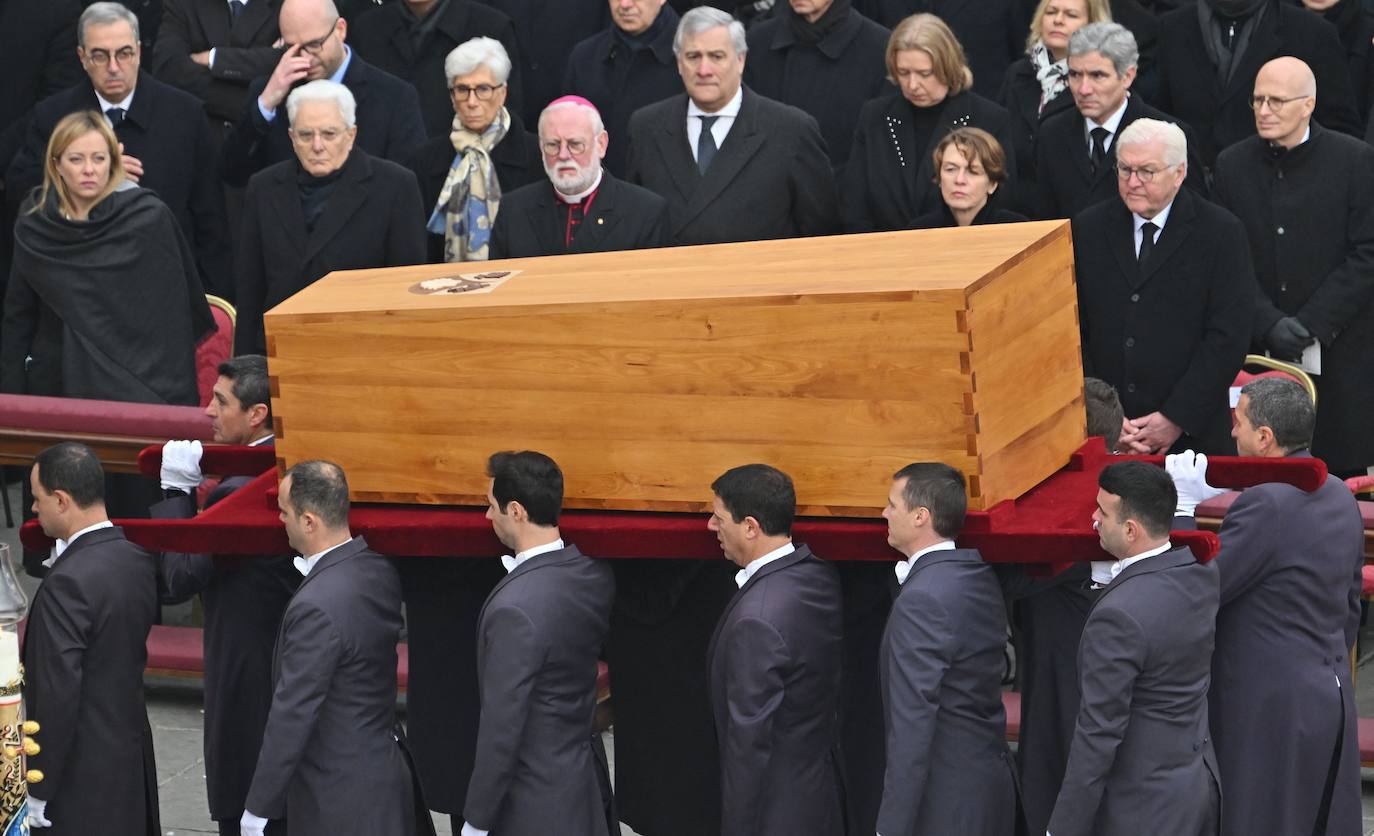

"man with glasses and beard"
[220, 0, 424, 187]
[490, 95, 668, 258]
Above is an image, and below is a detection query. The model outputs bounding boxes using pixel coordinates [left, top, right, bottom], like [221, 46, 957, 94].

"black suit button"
[1126, 383, 1137, 393]
[1125, 337, 1135, 348]
[1130, 293, 1139, 302]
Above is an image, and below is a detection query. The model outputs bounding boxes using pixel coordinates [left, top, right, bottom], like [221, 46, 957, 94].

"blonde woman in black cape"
[2, 109, 212, 405]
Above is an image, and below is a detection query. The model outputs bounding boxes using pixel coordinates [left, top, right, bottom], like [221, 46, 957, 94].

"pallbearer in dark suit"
[1071, 117, 1253, 456]
[23, 443, 159, 835]
[705, 464, 844, 836]
[877, 463, 1017, 836]
[234, 79, 426, 355]
[1034, 22, 1205, 221]
[242, 461, 428, 836]
[625, 6, 837, 245]
[1168, 378, 1365, 836]
[491, 96, 669, 259]
[462, 451, 616, 836]
[1048, 461, 1221, 836]
[149, 356, 299, 836]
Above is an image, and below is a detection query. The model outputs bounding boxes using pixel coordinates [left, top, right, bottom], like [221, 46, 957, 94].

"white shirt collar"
[1087, 95, 1129, 139]
[894, 539, 956, 586]
[47, 520, 115, 567]
[95, 89, 135, 115]
[688, 85, 743, 120]
[734, 541, 795, 588]
[553, 167, 604, 204]
[249, 433, 274, 446]
[1103, 540, 1173, 584]
[294, 536, 353, 577]
[1133, 199, 1174, 237]
[502, 538, 565, 574]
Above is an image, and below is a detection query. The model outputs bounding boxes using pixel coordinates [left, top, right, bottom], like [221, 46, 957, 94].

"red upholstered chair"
[1230, 355, 1317, 424]
[196, 295, 236, 408]
[1346, 475, 1374, 499]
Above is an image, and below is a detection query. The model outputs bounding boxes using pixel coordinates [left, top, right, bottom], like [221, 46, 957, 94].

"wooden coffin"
[264, 223, 1085, 516]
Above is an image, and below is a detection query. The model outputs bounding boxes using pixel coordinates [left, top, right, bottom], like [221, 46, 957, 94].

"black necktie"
[1090, 127, 1109, 176]
[697, 115, 718, 175]
[106, 107, 125, 127]
[1138, 221, 1158, 265]
[229, 0, 245, 20]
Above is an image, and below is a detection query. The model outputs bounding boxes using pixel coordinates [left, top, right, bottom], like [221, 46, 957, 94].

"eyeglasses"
[1249, 95, 1311, 114]
[451, 83, 504, 101]
[291, 18, 339, 55]
[85, 46, 137, 66]
[289, 127, 348, 145]
[541, 138, 589, 156]
[1115, 163, 1173, 183]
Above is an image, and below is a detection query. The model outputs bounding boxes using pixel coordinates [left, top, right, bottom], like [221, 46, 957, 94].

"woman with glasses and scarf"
[404, 37, 541, 264]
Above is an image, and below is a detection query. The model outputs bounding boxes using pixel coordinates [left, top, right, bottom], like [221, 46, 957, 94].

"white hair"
[1116, 118, 1187, 167]
[673, 7, 747, 56]
[538, 100, 605, 138]
[444, 37, 512, 86]
[79, 1, 140, 46]
[286, 80, 357, 129]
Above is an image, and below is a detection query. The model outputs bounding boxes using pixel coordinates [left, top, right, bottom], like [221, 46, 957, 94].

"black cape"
[3, 185, 213, 404]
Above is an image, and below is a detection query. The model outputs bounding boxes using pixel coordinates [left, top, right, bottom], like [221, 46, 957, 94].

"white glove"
[240, 809, 268, 836]
[460, 823, 490, 836]
[28, 795, 51, 828]
[1089, 560, 1116, 586]
[160, 440, 204, 492]
[1165, 449, 1226, 517]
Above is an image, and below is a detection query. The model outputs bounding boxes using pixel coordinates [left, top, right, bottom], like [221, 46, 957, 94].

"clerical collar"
[554, 167, 603, 204]
[735, 541, 795, 588]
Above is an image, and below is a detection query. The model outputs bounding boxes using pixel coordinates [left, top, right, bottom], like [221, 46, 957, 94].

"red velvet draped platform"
[20, 440, 1332, 565]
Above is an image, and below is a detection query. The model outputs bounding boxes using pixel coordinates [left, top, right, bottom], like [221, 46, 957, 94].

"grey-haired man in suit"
[461, 451, 616, 836]
[706, 464, 844, 836]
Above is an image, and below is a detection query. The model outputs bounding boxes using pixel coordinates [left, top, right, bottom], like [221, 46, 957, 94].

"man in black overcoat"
[491, 97, 669, 259]
[23, 443, 159, 835]
[1072, 117, 1253, 455]
[461, 451, 616, 836]
[234, 80, 426, 354]
[1168, 379, 1364, 836]
[351, 0, 522, 139]
[563, 0, 683, 178]
[243, 461, 427, 836]
[706, 464, 844, 836]
[742, 0, 890, 168]
[877, 462, 1017, 836]
[1048, 461, 1220, 836]
[1213, 56, 1374, 476]
[149, 356, 300, 836]
[150, 0, 283, 126]
[473, 0, 609, 125]
[220, 0, 425, 187]
[627, 7, 837, 245]
[1153, 0, 1361, 166]
[1035, 22, 1205, 220]
[10, 2, 232, 297]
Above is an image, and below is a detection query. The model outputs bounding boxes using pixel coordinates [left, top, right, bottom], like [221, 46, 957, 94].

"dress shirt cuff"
[460, 824, 489, 836]
[258, 99, 277, 122]
[241, 809, 268, 832]
[209, 48, 217, 68]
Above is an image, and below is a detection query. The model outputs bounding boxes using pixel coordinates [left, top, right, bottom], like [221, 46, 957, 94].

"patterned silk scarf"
[426, 107, 511, 262]
[1030, 40, 1069, 114]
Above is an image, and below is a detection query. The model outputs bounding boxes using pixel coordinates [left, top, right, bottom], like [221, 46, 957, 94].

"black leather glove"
[1266, 316, 1313, 361]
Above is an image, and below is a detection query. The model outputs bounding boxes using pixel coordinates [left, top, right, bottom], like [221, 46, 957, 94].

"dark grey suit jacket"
[1048, 546, 1221, 836]
[1180, 458, 1365, 836]
[23, 526, 160, 836]
[464, 544, 616, 836]
[150, 472, 300, 822]
[625, 88, 838, 245]
[245, 537, 417, 836]
[707, 544, 844, 836]
[878, 547, 1016, 836]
